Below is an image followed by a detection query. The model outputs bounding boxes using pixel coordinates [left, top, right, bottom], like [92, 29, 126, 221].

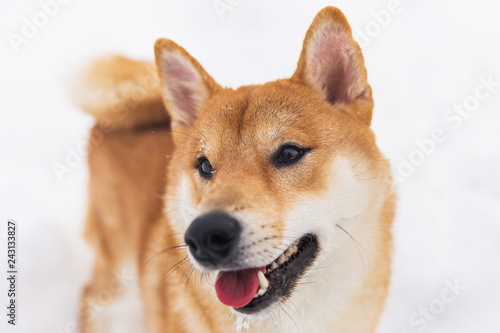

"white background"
[1, 0, 499, 332]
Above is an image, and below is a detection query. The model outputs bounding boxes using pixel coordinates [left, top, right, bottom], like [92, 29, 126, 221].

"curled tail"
[72, 55, 169, 130]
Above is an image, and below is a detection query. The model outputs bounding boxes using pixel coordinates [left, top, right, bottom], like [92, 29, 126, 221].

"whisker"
[168, 129, 202, 142]
[166, 103, 208, 140]
[336, 224, 370, 255]
[267, 311, 280, 332]
[282, 302, 299, 319]
[161, 233, 185, 241]
[281, 307, 297, 327]
[336, 224, 369, 271]
[308, 265, 329, 271]
[173, 151, 200, 161]
[285, 299, 301, 319]
[184, 265, 197, 291]
[351, 151, 372, 169]
[142, 245, 187, 269]
[296, 280, 320, 285]
[353, 161, 378, 177]
[161, 256, 189, 282]
[223, 310, 233, 329]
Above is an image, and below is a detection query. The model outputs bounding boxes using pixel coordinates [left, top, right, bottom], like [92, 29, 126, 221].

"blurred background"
[1, 0, 499, 332]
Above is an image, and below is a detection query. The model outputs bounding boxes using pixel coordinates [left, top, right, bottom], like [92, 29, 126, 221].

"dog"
[75, 6, 395, 333]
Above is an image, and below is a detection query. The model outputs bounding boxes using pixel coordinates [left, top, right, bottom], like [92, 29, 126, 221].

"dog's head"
[155, 7, 391, 317]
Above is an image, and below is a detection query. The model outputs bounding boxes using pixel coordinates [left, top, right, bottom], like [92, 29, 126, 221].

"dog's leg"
[79, 199, 146, 333]
[80, 264, 145, 333]
[78, 125, 173, 332]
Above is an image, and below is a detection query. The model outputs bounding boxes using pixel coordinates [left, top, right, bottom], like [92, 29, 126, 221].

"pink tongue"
[215, 267, 265, 308]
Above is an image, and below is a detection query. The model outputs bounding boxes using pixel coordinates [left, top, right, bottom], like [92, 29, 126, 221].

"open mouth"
[214, 234, 319, 314]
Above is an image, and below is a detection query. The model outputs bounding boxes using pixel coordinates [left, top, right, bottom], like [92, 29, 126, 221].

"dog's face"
[155, 7, 390, 316]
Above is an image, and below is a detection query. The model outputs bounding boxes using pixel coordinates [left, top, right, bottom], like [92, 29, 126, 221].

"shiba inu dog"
[76, 6, 395, 333]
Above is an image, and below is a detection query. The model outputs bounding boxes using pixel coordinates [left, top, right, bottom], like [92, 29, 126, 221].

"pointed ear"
[154, 38, 221, 127]
[292, 7, 373, 126]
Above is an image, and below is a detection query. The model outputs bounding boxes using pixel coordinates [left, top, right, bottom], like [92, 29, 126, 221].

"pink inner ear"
[308, 25, 359, 104]
[164, 56, 197, 82]
[161, 54, 201, 123]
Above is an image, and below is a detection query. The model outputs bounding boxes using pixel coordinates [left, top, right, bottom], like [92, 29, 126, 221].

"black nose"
[184, 211, 241, 267]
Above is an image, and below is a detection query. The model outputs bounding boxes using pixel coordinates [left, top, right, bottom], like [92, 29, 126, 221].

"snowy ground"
[1, 0, 499, 332]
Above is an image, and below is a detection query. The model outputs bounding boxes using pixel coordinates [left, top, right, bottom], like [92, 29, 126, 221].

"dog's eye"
[198, 157, 214, 179]
[273, 145, 309, 167]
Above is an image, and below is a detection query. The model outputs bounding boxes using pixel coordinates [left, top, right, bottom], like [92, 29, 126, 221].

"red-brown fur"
[77, 7, 394, 333]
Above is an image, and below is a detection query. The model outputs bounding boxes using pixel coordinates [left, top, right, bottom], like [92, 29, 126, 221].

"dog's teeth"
[266, 243, 300, 274]
[254, 272, 269, 299]
[277, 254, 288, 265]
[285, 246, 296, 256]
[254, 288, 267, 298]
[257, 271, 269, 290]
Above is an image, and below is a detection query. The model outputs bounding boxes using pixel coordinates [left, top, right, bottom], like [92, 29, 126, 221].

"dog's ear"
[155, 38, 221, 127]
[292, 7, 373, 126]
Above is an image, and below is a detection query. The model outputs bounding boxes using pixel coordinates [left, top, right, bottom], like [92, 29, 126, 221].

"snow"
[1, 0, 499, 332]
